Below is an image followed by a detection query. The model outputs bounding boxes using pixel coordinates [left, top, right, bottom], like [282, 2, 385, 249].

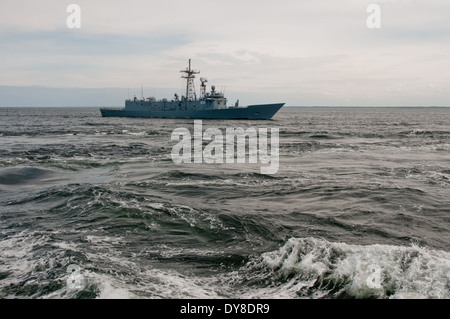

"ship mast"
[180, 59, 199, 101]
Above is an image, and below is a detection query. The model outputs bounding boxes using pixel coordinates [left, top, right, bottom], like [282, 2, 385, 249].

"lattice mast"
[180, 59, 200, 101]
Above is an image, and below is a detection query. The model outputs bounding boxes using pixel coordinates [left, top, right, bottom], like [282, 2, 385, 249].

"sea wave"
[1, 229, 448, 299]
[225, 237, 450, 299]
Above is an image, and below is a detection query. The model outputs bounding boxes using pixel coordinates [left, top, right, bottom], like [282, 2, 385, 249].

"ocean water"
[0, 107, 449, 299]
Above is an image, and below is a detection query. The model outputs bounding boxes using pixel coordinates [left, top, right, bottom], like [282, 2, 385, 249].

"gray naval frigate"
[100, 60, 284, 119]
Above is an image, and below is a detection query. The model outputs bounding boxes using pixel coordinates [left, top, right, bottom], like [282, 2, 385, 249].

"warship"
[100, 60, 284, 119]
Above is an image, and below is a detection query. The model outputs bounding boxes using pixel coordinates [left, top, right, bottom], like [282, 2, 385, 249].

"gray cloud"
[0, 0, 449, 106]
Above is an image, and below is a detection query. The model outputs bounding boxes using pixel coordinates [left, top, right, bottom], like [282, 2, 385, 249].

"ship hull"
[100, 103, 284, 120]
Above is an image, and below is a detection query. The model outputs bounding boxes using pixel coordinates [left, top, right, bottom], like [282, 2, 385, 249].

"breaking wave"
[226, 237, 450, 299]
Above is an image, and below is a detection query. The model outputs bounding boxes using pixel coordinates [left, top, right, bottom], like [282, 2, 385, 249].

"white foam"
[0, 231, 53, 277]
[256, 237, 450, 299]
[91, 273, 139, 299]
[2, 230, 448, 299]
[165, 204, 228, 231]
[0, 230, 74, 298]
[77, 266, 221, 299]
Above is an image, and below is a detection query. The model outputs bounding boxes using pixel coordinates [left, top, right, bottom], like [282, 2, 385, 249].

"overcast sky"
[0, 0, 449, 106]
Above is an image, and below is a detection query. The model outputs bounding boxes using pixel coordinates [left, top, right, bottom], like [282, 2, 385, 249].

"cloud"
[0, 0, 449, 106]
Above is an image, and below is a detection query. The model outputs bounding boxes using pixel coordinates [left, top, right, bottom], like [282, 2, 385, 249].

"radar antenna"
[200, 77, 208, 99]
[180, 59, 200, 101]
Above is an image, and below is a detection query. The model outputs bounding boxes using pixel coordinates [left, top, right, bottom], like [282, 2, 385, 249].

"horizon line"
[2, 105, 449, 108]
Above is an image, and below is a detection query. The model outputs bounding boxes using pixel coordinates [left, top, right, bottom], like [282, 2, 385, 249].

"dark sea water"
[0, 107, 449, 299]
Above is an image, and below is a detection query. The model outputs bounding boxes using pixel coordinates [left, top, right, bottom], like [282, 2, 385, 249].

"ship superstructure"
[100, 60, 284, 119]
